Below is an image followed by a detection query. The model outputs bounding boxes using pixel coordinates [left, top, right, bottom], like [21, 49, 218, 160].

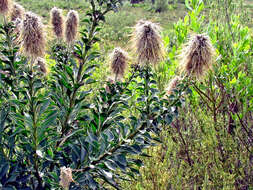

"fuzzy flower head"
[179, 34, 215, 78]
[65, 10, 79, 44]
[59, 167, 73, 190]
[13, 17, 22, 35]
[50, 7, 64, 39]
[36, 57, 48, 74]
[0, 0, 11, 15]
[166, 76, 182, 95]
[110, 47, 129, 80]
[135, 19, 146, 27]
[105, 76, 116, 94]
[21, 12, 45, 58]
[132, 20, 164, 66]
[10, 2, 24, 21]
[13, 18, 23, 45]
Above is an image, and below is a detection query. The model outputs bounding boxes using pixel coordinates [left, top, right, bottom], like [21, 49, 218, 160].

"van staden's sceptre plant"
[0, 0, 207, 189]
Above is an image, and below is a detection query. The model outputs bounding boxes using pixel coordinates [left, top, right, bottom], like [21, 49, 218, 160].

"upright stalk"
[61, 0, 111, 137]
[2, 16, 15, 75]
[144, 66, 150, 115]
[28, 59, 43, 188]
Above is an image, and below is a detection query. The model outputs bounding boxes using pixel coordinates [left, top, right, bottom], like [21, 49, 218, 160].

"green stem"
[28, 59, 43, 188]
[61, 1, 101, 137]
[224, 0, 235, 42]
[0, 106, 8, 159]
[3, 16, 15, 76]
[144, 66, 150, 115]
[192, 82, 213, 103]
[174, 120, 192, 166]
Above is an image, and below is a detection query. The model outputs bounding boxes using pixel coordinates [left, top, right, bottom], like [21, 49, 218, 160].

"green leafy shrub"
[0, 0, 190, 189]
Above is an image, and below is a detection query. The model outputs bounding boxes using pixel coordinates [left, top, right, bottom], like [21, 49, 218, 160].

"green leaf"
[85, 78, 96, 84]
[165, 114, 173, 125]
[80, 146, 87, 163]
[39, 110, 58, 138]
[116, 154, 127, 167]
[38, 99, 50, 117]
[104, 160, 117, 171]
[0, 163, 9, 178]
[185, 0, 192, 10]
[24, 112, 33, 128]
[84, 64, 98, 75]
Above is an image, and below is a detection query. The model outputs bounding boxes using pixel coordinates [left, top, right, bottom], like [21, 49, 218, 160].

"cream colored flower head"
[132, 20, 164, 66]
[65, 10, 79, 44]
[50, 7, 64, 39]
[0, 0, 12, 15]
[59, 166, 73, 189]
[110, 47, 129, 80]
[10, 2, 24, 21]
[21, 11, 46, 58]
[179, 34, 215, 78]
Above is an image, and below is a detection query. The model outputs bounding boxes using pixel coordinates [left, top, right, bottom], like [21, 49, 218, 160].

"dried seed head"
[10, 2, 24, 21]
[132, 20, 164, 66]
[0, 0, 11, 15]
[13, 18, 22, 45]
[21, 12, 45, 58]
[65, 10, 79, 44]
[166, 76, 182, 95]
[105, 76, 115, 94]
[36, 57, 47, 74]
[136, 19, 146, 27]
[180, 34, 215, 77]
[59, 167, 73, 190]
[50, 7, 64, 39]
[107, 76, 115, 84]
[110, 47, 128, 80]
[13, 17, 22, 35]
